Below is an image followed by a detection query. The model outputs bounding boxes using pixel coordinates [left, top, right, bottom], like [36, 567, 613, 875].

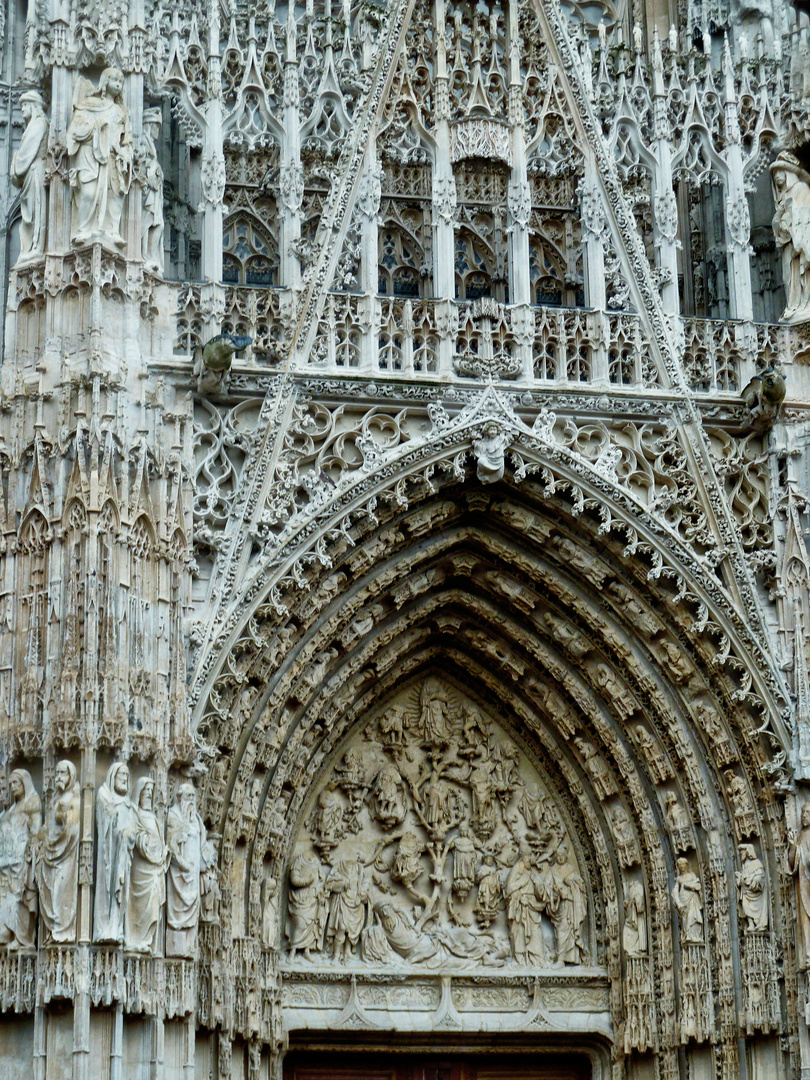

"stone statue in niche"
[611, 805, 639, 868]
[36, 760, 81, 943]
[736, 844, 768, 933]
[573, 737, 616, 800]
[166, 783, 215, 957]
[287, 678, 589, 969]
[261, 874, 278, 947]
[94, 762, 136, 943]
[725, 771, 757, 835]
[771, 152, 810, 323]
[140, 107, 165, 275]
[66, 68, 133, 249]
[633, 725, 671, 782]
[664, 790, 689, 830]
[671, 857, 703, 944]
[0, 769, 41, 947]
[10, 91, 49, 265]
[622, 879, 647, 956]
[125, 778, 168, 954]
[787, 801, 810, 968]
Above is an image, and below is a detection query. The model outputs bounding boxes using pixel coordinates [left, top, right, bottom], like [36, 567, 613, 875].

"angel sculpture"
[66, 68, 133, 249]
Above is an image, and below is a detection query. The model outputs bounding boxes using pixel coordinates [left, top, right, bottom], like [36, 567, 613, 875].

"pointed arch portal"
[192, 396, 791, 1079]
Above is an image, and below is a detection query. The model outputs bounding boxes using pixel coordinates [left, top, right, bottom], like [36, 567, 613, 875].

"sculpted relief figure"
[771, 152, 810, 323]
[787, 801, 810, 967]
[140, 108, 165, 275]
[369, 764, 406, 829]
[543, 844, 588, 965]
[125, 778, 168, 953]
[325, 856, 371, 961]
[10, 91, 49, 264]
[94, 763, 136, 943]
[504, 841, 546, 965]
[287, 679, 590, 969]
[737, 844, 768, 933]
[67, 68, 133, 249]
[672, 857, 704, 944]
[622, 880, 647, 957]
[288, 854, 326, 960]
[37, 761, 81, 943]
[166, 783, 214, 957]
[0, 769, 41, 947]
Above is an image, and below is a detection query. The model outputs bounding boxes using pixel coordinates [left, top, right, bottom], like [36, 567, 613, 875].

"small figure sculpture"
[10, 91, 49, 264]
[0, 769, 41, 947]
[288, 854, 326, 960]
[787, 801, 810, 968]
[125, 778, 168, 953]
[474, 853, 502, 927]
[472, 422, 510, 484]
[771, 151, 810, 323]
[94, 762, 136, 943]
[447, 823, 477, 899]
[369, 764, 407, 829]
[741, 366, 786, 430]
[166, 783, 214, 957]
[737, 844, 768, 933]
[664, 790, 690, 831]
[66, 67, 133, 249]
[390, 830, 425, 891]
[671, 857, 703, 944]
[307, 786, 345, 858]
[261, 874, 278, 948]
[37, 760, 81, 943]
[573, 737, 615, 800]
[622, 879, 647, 957]
[140, 107, 165, 275]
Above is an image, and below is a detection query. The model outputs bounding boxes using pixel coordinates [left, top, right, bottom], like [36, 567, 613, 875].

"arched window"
[378, 225, 422, 297]
[455, 228, 494, 300]
[222, 215, 278, 286]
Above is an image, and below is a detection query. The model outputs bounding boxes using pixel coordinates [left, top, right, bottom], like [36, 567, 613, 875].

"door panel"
[285, 1051, 592, 1080]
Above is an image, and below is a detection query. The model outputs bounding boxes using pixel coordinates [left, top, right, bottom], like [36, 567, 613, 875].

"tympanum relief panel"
[284, 677, 592, 973]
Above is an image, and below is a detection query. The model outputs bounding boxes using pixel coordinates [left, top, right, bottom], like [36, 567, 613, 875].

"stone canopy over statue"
[286, 678, 590, 969]
[66, 67, 132, 250]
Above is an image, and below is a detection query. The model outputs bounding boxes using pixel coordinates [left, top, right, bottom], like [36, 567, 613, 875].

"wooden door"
[285, 1051, 593, 1080]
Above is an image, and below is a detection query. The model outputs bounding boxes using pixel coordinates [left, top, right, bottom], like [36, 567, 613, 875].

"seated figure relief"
[286, 679, 590, 969]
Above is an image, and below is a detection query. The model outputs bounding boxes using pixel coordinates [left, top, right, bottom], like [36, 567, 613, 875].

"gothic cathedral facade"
[0, 0, 807, 1076]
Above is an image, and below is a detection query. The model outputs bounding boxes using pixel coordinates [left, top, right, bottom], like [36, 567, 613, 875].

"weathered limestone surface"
[0, 0, 808, 1075]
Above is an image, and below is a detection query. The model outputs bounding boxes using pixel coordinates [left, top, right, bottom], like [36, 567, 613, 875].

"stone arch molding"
[191, 386, 794, 1071]
[194, 385, 790, 766]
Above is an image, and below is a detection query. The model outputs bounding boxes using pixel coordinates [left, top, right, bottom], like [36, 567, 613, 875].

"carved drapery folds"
[288, 678, 590, 969]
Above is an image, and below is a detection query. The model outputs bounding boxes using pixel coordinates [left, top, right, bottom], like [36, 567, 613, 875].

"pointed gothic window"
[223, 215, 279, 286]
[378, 225, 422, 298]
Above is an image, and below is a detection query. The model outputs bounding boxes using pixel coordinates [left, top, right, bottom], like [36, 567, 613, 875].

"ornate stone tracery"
[0, 0, 808, 1068]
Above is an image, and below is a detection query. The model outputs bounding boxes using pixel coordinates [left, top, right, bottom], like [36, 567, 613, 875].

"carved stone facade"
[0, 0, 808, 1075]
